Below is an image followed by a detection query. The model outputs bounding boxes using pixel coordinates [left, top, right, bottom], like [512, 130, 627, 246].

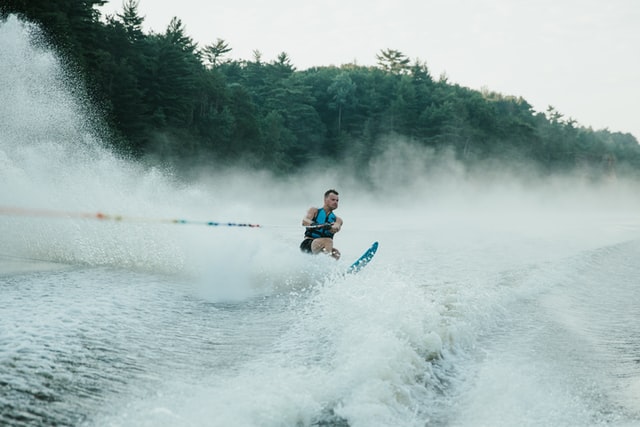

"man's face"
[325, 193, 339, 210]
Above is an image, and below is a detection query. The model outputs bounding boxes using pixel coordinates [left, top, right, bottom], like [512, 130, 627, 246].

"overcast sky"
[99, 0, 639, 140]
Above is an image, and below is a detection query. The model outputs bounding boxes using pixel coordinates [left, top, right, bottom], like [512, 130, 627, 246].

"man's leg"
[311, 238, 340, 260]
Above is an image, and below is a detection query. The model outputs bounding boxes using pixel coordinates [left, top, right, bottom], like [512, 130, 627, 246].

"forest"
[2, 0, 639, 179]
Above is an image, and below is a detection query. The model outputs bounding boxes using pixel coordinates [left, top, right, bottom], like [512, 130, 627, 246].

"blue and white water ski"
[346, 241, 378, 274]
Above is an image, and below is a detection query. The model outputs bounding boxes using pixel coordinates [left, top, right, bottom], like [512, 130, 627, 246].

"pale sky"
[99, 0, 639, 140]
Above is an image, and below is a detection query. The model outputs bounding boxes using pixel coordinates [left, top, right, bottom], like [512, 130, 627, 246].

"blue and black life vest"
[304, 208, 336, 239]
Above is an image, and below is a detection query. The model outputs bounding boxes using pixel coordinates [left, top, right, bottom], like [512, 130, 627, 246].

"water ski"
[346, 241, 378, 274]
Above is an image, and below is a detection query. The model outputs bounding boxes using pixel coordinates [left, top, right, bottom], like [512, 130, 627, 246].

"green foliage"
[376, 48, 410, 75]
[328, 72, 357, 135]
[118, 0, 143, 41]
[201, 38, 231, 68]
[3, 3, 639, 179]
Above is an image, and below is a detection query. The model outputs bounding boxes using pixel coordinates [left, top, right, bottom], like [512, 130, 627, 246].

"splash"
[0, 16, 288, 283]
[0, 16, 337, 306]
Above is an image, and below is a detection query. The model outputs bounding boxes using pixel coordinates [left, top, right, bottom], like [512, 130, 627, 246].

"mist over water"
[2, 15, 640, 427]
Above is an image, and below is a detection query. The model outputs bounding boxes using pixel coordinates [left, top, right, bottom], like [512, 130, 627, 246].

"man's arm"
[302, 207, 318, 227]
[330, 216, 343, 233]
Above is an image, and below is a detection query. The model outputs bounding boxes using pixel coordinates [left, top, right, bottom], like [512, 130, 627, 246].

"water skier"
[300, 189, 343, 260]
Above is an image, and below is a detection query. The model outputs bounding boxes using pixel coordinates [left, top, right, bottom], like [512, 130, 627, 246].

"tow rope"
[0, 206, 262, 228]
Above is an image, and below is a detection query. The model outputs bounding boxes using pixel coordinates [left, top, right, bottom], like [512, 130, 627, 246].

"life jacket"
[304, 208, 336, 239]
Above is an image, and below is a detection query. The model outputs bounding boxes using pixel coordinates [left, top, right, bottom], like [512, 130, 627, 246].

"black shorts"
[299, 238, 313, 253]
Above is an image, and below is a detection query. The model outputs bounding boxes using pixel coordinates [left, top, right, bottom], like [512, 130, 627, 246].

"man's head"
[324, 189, 339, 211]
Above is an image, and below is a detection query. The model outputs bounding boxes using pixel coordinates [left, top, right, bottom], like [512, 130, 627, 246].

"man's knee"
[311, 238, 332, 253]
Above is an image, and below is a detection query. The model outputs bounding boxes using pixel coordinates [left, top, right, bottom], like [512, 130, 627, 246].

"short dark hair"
[324, 189, 339, 198]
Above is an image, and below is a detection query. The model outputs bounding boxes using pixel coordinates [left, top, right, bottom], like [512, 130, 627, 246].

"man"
[300, 189, 343, 260]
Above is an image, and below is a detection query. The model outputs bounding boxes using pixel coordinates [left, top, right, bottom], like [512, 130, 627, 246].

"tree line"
[2, 0, 639, 179]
